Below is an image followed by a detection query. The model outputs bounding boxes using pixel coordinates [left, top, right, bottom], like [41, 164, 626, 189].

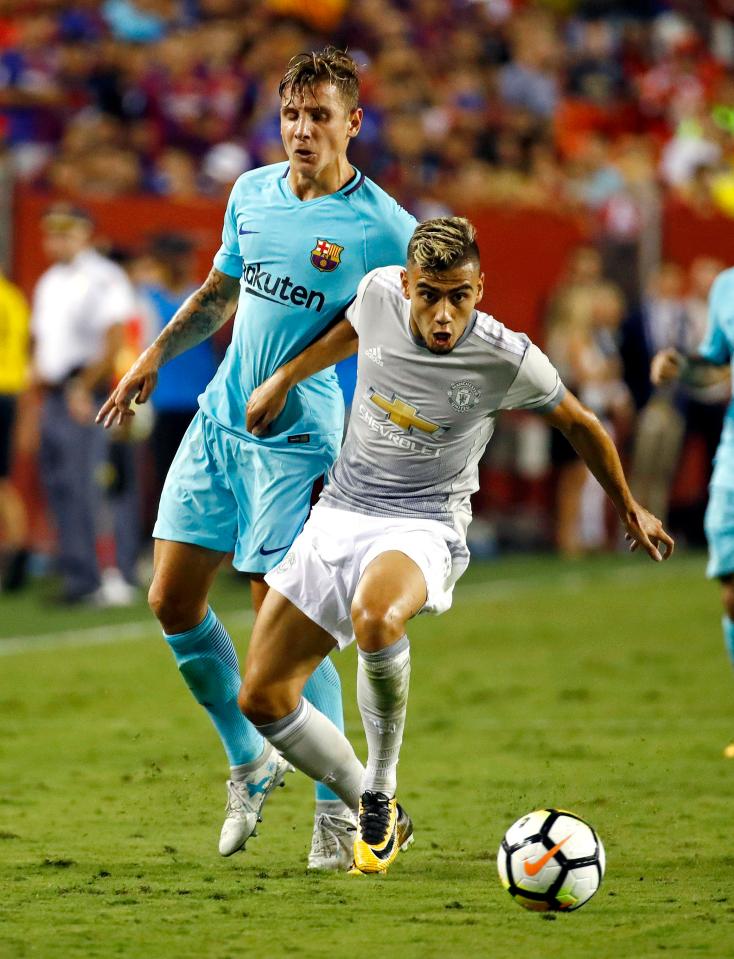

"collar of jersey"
[279, 166, 363, 204]
[405, 306, 479, 352]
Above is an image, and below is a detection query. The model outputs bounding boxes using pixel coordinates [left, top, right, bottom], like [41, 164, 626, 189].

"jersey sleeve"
[212, 184, 243, 278]
[364, 197, 417, 272]
[500, 343, 566, 412]
[699, 272, 733, 365]
[344, 271, 377, 334]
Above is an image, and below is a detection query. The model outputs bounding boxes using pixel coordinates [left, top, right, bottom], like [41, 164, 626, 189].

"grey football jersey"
[320, 266, 565, 540]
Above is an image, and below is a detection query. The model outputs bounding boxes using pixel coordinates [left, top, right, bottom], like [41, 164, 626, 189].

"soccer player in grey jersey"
[239, 217, 674, 874]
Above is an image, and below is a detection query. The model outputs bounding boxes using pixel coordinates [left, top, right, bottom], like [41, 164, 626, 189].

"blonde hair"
[279, 47, 360, 111]
[407, 217, 479, 272]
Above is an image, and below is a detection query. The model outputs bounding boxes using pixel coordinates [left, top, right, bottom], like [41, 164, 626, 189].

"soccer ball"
[497, 808, 605, 912]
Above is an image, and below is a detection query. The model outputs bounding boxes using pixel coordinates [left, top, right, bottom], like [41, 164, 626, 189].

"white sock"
[255, 699, 364, 811]
[357, 636, 410, 797]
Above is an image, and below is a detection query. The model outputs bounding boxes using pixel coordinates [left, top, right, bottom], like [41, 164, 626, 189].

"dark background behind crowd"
[1, 0, 733, 601]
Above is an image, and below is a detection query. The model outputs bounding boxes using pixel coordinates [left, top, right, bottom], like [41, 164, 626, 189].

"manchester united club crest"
[311, 239, 344, 272]
[448, 379, 481, 413]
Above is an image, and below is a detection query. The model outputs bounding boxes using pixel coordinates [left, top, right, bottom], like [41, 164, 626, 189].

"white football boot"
[307, 809, 358, 871]
[218, 751, 293, 856]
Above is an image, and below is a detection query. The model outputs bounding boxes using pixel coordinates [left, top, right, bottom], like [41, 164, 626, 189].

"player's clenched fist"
[650, 347, 684, 386]
[246, 370, 290, 436]
[96, 345, 162, 429]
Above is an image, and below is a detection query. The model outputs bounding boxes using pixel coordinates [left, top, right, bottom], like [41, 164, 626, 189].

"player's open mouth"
[432, 331, 451, 346]
[294, 149, 315, 159]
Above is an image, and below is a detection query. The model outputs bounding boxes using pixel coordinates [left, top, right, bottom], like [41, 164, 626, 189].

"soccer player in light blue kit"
[652, 267, 734, 755]
[97, 48, 416, 867]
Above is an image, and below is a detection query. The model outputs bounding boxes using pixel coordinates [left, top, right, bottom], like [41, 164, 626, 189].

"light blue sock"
[164, 607, 264, 767]
[303, 656, 345, 802]
[723, 616, 734, 670]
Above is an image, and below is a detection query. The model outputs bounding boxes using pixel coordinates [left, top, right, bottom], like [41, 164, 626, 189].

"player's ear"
[476, 271, 484, 303]
[347, 107, 363, 139]
[400, 268, 410, 300]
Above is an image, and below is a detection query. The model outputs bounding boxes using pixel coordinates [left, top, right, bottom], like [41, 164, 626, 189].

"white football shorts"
[264, 503, 470, 650]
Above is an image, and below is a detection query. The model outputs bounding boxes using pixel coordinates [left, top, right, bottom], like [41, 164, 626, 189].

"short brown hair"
[407, 217, 480, 273]
[279, 47, 360, 112]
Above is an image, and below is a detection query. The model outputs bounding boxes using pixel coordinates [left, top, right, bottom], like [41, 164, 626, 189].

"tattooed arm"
[97, 268, 240, 428]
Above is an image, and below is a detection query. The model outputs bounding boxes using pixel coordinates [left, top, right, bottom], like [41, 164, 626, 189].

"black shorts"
[0, 394, 17, 478]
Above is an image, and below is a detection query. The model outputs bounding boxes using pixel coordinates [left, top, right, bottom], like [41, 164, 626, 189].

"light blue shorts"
[704, 487, 734, 580]
[153, 410, 341, 573]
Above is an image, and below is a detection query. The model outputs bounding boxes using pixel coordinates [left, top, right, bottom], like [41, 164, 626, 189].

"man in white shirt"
[32, 204, 135, 602]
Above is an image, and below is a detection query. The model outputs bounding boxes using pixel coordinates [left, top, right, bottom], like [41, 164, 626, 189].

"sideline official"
[32, 204, 135, 603]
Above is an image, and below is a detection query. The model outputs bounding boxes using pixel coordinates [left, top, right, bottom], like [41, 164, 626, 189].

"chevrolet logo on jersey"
[311, 239, 343, 273]
[369, 389, 443, 435]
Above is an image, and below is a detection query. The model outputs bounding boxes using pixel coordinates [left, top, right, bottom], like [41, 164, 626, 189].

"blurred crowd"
[3, 0, 734, 224]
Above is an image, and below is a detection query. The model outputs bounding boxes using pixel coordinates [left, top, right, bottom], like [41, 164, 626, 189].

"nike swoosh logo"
[239, 227, 259, 235]
[371, 826, 397, 861]
[524, 834, 572, 876]
[259, 544, 290, 556]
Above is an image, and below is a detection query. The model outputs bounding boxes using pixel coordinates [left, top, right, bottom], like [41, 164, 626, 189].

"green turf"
[1, 553, 732, 958]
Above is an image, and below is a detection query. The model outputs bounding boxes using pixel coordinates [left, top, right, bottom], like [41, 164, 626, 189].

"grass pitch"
[1, 553, 732, 959]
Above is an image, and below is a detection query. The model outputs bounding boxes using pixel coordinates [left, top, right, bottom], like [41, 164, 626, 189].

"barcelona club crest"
[311, 239, 344, 272]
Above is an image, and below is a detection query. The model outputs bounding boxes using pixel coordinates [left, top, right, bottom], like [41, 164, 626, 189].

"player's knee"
[238, 679, 285, 727]
[148, 578, 203, 634]
[351, 600, 404, 652]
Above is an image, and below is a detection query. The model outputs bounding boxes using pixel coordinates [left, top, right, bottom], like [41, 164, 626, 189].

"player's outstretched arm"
[650, 347, 684, 385]
[96, 268, 239, 429]
[544, 391, 674, 562]
[246, 318, 358, 436]
[651, 347, 729, 389]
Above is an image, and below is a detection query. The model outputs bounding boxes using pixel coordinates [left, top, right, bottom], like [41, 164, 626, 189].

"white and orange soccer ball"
[497, 809, 605, 912]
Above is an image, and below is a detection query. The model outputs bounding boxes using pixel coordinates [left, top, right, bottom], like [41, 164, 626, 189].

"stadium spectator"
[31, 203, 137, 604]
[546, 277, 631, 555]
[0, 269, 30, 592]
[148, 146, 199, 197]
[0, 13, 64, 179]
[629, 262, 690, 526]
[545, 246, 603, 556]
[498, 10, 560, 120]
[101, 0, 180, 44]
[576, 282, 634, 551]
[678, 256, 731, 537]
[138, 232, 219, 497]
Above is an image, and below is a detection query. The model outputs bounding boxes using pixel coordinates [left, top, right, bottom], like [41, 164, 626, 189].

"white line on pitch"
[0, 610, 254, 657]
[0, 559, 701, 657]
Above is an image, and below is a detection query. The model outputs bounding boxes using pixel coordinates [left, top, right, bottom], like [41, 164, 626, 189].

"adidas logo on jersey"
[366, 346, 384, 367]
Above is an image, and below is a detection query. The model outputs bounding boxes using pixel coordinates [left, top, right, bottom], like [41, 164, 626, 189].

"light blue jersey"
[204, 161, 417, 443]
[155, 161, 416, 572]
[701, 268, 734, 493]
[699, 268, 734, 577]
